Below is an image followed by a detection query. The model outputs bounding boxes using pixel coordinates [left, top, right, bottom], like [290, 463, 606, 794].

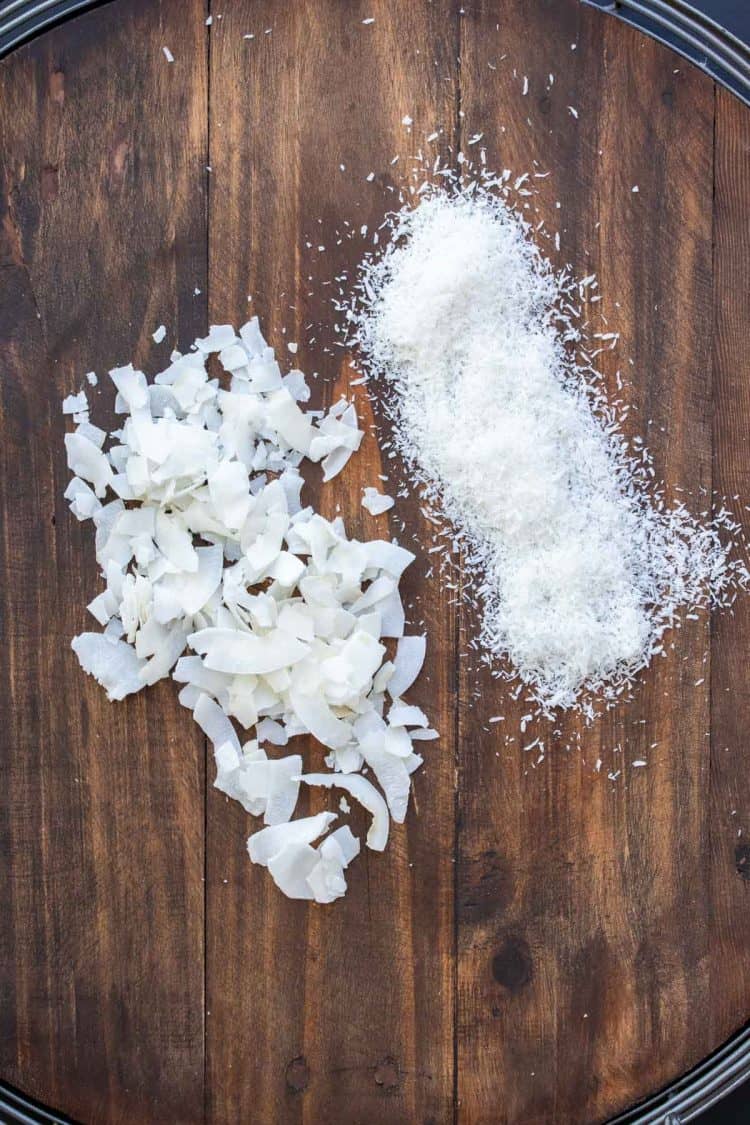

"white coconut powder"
[352, 184, 745, 712]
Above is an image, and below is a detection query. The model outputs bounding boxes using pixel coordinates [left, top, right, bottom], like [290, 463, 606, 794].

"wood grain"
[0, 2, 208, 1122]
[206, 3, 457, 1123]
[0, 1, 750, 1123]
[456, 3, 719, 1122]
[709, 85, 750, 1053]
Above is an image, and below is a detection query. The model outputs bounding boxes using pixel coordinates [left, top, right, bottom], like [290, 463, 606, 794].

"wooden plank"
[206, 2, 457, 1122]
[2, 4, 750, 1124]
[455, 3, 717, 1121]
[0, 2, 208, 1122]
[709, 86, 750, 1049]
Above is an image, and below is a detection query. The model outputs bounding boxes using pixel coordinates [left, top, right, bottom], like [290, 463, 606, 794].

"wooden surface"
[1, 1, 749, 1122]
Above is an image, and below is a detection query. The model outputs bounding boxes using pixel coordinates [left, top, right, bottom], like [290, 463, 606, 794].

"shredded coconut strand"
[350, 181, 746, 713]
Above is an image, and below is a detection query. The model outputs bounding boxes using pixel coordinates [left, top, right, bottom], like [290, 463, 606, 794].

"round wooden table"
[1, 1, 749, 1121]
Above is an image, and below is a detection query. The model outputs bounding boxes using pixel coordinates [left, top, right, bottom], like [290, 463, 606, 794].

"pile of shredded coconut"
[351, 183, 746, 712]
[63, 319, 436, 903]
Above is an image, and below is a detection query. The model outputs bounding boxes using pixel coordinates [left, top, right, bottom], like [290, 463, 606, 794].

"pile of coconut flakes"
[63, 319, 435, 904]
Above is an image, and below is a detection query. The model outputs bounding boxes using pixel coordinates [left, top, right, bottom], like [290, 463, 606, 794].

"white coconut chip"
[64, 433, 114, 497]
[387, 635, 426, 698]
[306, 826, 360, 903]
[235, 754, 302, 825]
[289, 687, 352, 749]
[298, 773, 389, 851]
[266, 843, 320, 899]
[388, 701, 429, 728]
[248, 811, 337, 866]
[189, 627, 309, 675]
[357, 722, 413, 822]
[65, 477, 102, 521]
[363, 540, 415, 577]
[71, 633, 145, 700]
[62, 391, 89, 415]
[362, 487, 395, 515]
[195, 324, 238, 353]
[214, 741, 265, 813]
[256, 717, 289, 745]
[193, 691, 241, 752]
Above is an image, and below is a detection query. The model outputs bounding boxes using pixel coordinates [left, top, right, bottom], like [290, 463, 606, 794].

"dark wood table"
[1, 1, 750, 1121]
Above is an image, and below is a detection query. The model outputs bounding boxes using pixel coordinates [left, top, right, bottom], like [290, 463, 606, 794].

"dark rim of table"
[0, 1, 749, 1123]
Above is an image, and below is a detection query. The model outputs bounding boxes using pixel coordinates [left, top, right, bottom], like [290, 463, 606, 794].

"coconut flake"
[193, 691, 240, 751]
[307, 826, 360, 903]
[362, 487, 395, 515]
[298, 773, 389, 851]
[65, 433, 114, 497]
[236, 754, 302, 825]
[388, 635, 426, 698]
[189, 627, 309, 675]
[248, 811, 337, 866]
[389, 701, 429, 727]
[62, 391, 88, 415]
[71, 633, 146, 700]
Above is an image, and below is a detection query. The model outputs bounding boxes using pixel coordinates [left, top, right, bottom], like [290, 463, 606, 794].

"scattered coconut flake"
[362, 487, 395, 515]
[162, 46, 174, 62]
[62, 391, 88, 415]
[152, 324, 167, 344]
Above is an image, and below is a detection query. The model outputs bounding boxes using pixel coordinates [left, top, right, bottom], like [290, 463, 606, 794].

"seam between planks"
[708, 75, 717, 1052]
[203, 0, 211, 1121]
[452, 5, 463, 1123]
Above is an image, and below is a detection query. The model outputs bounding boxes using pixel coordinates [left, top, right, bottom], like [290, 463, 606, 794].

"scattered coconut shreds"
[362, 486, 395, 516]
[152, 324, 167, 344]
[63, 318, 436, 903]
[349, 180, 747, 715]
[162, 46, 174, 62]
